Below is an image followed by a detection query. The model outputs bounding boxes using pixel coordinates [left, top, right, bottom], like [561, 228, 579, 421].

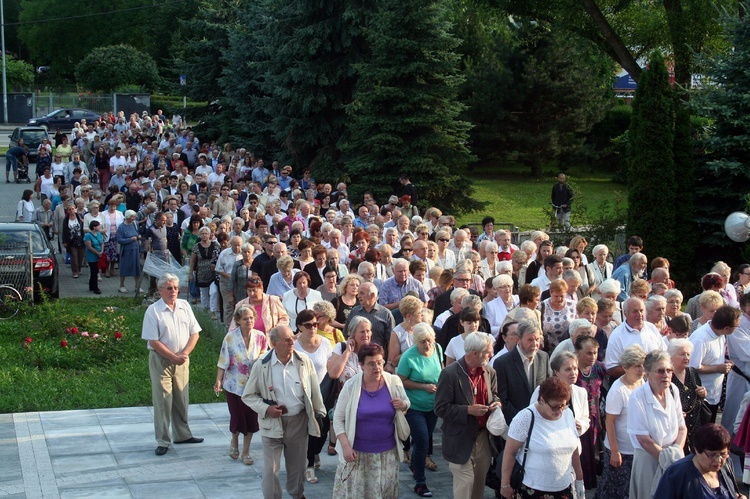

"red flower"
[114, 332, 123, 340]
[24, 337, 32, 344]
[60, 340, 68, 348]
[71, 327, 78, 335]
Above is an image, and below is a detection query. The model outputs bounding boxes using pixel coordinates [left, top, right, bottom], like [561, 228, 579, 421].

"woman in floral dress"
[575, 335, 607, 490]
[214, 305, 268, 465]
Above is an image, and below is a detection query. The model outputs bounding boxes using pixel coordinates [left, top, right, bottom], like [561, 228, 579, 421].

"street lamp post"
[0, 0, 7, 124]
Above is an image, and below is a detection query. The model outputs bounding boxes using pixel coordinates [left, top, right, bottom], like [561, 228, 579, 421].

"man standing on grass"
[551, 173, 573, 229]
[141, 273, 203, 456]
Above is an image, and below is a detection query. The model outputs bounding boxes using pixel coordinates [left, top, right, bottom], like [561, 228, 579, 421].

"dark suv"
[9, 127, 50, 162]
[0, 222, 59, 299]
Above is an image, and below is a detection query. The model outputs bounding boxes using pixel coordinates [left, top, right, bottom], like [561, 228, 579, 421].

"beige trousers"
[149, 350, 193, 447]
[448, 428, 492, 499]
[261, 412, 309, 499]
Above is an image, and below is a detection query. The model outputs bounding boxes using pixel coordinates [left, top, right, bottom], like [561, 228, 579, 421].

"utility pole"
[0, 0, 8, 124]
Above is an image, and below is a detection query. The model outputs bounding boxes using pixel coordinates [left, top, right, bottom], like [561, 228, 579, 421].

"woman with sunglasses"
[500, 376, 584, 499]
[627, 350, 687, 499]
[293, 309, 333, 485]
[654, 423, 745, 499]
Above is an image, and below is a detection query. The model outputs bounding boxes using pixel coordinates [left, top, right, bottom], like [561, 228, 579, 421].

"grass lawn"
[455, 164, 628, 231]
[0, 297, 226, 413]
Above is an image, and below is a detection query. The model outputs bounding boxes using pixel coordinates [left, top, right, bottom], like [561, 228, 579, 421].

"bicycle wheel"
[0, 285, 23, 320]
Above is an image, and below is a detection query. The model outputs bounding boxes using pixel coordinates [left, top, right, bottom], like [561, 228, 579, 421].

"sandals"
[305, 467, 318, 484]
[242, 454, 254, 465]
[229, 446, 239, 460]
[327, 442, 337, 455]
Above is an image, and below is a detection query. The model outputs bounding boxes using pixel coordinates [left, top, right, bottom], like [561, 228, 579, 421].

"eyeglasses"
[301, 322, 318, 329]
[543, 400, 568, 411]
[454, 278, 471, 283]
[437, 238, 449, 243]
[401, 248, 413, 252]
[704, 450, 730, 461]
[364, 360, 384, 368]
[653, 368, 674, 375]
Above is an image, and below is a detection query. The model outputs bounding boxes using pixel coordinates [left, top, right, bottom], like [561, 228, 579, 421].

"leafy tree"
[626, 53, 677, 262]
[75, 45, 159, 92]
[458, 19, 613, 176]
[342, 0, 480, 213]
[489, 0, 734, 89]
[693, 6, 750, 267]
[19, 0, 198, 79]
[6, 55, 35, 89]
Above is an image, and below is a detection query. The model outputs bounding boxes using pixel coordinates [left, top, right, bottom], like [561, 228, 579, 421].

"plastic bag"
[143, 252, 189, 287]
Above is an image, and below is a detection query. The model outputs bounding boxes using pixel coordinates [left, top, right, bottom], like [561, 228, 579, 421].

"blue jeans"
[405, 408, 438, 485]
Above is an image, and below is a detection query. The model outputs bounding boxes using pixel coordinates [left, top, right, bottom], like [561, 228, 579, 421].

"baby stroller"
[16, 158, 30, 183]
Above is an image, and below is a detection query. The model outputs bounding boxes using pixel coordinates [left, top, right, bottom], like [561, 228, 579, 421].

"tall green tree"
[342, 0, 480, 213]
[232, 0, 366, 172]
[171, 0, 238, 144]
[457, 18, 613, 175]
[693, 5, 750, 267]
[626, 53, 677, 261]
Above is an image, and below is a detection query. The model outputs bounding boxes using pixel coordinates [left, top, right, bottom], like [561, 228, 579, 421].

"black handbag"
[496, 408, 535, 489]
[319, 342, 347, 411]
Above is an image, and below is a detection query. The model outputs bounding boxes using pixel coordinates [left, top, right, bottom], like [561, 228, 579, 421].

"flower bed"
[0, 298, 225, 413]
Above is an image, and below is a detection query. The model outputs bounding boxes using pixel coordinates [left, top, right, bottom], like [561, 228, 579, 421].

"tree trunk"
[578, 0, 643, 82]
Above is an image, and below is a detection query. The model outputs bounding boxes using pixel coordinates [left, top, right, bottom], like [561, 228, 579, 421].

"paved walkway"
[0, 403, 470, 499]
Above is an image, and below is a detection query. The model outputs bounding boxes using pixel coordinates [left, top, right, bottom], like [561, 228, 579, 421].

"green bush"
[151, 95, 208, 121]
[0, 298, 226, 413]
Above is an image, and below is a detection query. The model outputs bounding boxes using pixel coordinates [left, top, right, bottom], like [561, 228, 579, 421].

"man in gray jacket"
[243, 325, 326, 499]
[435, 332, 501, 499]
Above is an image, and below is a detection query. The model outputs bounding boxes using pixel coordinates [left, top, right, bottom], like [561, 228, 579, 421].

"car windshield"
[0, 227, 48, 253]
[21, 131, 46, 141]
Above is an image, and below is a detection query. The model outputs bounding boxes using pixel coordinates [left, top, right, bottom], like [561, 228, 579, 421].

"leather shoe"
[174, 437, 204, 444]
[155, 446, 168, 456]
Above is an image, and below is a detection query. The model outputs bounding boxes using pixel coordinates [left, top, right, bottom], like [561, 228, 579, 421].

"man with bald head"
[604, 297, 666, 378]
[345, 282, 395, 362]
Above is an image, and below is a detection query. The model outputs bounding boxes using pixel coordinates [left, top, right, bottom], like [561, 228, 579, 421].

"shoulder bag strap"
[520, 408, 535, 469]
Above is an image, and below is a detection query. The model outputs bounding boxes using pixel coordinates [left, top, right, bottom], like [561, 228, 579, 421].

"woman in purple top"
[332, 343, 410, 499]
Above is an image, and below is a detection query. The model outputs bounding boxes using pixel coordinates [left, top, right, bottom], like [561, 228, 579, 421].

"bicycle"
[0, 284, 23, 320]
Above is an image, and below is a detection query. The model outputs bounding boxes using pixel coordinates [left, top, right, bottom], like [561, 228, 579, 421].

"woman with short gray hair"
[627, 350, 687, 499]
[397, 322, 443, 495]
[669, 338, 707, 454]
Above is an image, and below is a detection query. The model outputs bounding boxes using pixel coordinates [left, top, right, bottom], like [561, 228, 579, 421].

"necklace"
[457, 361, 480, 396]
[362, 378, 382, 397]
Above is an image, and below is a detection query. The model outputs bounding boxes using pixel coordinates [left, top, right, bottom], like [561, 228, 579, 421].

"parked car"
[8, 127, 50, 162]
[0, 222, 59, 299]
[27, 108, 101, 131]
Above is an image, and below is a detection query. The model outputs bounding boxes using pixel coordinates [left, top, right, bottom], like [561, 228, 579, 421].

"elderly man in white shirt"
[604, 297, 666, 378]
[689, 305, 740, 423]
[447, 228, 472, 262]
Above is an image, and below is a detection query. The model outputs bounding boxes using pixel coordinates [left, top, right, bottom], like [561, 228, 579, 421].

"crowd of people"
[11, 111, 750, 499]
